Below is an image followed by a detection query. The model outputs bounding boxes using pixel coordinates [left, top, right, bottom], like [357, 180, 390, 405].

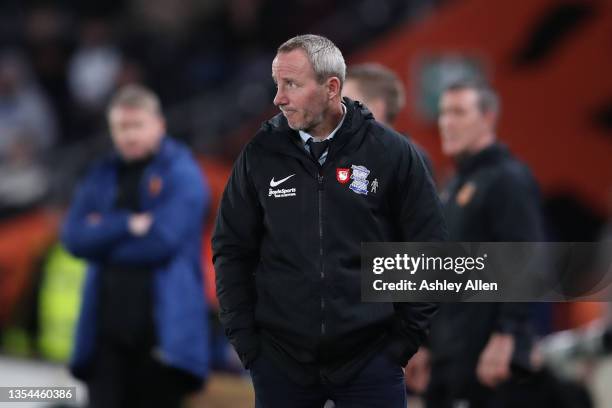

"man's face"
[272, 49, 330, 134]
[342, 79, 387, 125]
[108, 106, 165, 161]
[342, 79, 367, 105]
[438, 88, 491, 157]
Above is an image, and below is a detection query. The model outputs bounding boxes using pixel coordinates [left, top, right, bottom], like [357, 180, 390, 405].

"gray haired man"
[213, 34, 446, 407]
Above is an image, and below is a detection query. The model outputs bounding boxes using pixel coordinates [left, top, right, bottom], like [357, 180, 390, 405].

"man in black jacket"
[212, 34, 447, 407]
[406, 80, 544, 407]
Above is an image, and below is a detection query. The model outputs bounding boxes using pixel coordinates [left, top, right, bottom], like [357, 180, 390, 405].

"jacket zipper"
[318, 173, 325, 336]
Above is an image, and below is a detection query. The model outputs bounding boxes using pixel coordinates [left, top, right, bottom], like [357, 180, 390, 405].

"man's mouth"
[282, 109, 296, 116]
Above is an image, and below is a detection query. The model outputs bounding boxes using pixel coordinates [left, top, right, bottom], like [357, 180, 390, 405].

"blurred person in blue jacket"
[62, 84, 210, 408]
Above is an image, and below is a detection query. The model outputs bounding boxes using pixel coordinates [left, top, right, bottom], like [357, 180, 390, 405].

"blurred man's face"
[108, 106, 165, 161]
[272, 49, 330, 136]
[438, 88, 492, 157]
[342, 79, 387, 125]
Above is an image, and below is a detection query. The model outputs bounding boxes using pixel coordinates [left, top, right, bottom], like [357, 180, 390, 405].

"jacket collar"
[252, 98, 374, 162]
[455, 142, 510, 175]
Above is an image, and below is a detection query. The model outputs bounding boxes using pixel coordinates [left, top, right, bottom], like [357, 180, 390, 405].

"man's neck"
[120, 137, 164, 165]
[309, 101, 345, 141]
[466, 133, 495, 156]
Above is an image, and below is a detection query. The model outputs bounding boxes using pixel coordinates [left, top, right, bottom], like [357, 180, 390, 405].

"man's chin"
[120, 151, 148, 162]
[441, 143, 462, 157]
[443, 147, 469, 160]
[286, 120, 303, 131]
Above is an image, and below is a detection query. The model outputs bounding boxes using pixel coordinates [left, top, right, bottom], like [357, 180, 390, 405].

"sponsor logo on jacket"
[269, 174, 296, 198]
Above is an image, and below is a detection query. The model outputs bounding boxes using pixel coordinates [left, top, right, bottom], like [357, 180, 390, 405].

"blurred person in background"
[0, 50, 57, 217]
[68, 18, 121, 112]
[67, 18, 122, 139]
[406, 80, 544, 407]
[213, 34, 446, 407]
[61, 85, 210, 408]
[343, 62, 434, 176]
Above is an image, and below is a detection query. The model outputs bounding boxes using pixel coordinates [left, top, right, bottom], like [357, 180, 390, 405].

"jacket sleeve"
[61, 167, 130, 261]
[387, 139, 448, 365]
[485, 170, 542, 330]
[106, 162, 208, 265]
[486, 170, 543, 371]
[212, 145, 263, 368]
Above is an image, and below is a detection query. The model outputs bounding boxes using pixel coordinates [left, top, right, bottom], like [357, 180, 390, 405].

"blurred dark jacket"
[428, 143, 543, 401]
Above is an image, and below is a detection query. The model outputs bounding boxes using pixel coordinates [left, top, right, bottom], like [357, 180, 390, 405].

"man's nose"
[274, 87, 287, 106]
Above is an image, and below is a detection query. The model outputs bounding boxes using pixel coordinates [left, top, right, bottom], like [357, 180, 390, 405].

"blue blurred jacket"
[62, 137, 210, 380]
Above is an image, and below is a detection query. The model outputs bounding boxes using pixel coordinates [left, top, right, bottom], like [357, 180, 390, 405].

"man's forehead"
[441, 88, 479, 106]
[272, 50, 313, 77]
[109, 105, 158, 120]
[443, 88, 478, 101]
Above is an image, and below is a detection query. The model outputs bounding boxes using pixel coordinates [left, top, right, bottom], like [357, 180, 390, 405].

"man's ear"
[326, 77, 342, 100]
[483, 110, 498, 129]
[158, 116, 167, 134]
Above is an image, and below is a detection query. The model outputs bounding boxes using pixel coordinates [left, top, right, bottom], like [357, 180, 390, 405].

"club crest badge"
[349, 165, 370, 195]
[336, 168, 351, 184]
[456, 181, 476, 207]
[148, 176, 163, 197]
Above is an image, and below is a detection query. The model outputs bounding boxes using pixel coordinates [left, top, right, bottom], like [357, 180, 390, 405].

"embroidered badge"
[336, 168, 351, 184]
[149, 176, 163, 197]
[349, 165, 370, 195]
[456, 181, 476, 207]
[370, 178, 379, 193]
